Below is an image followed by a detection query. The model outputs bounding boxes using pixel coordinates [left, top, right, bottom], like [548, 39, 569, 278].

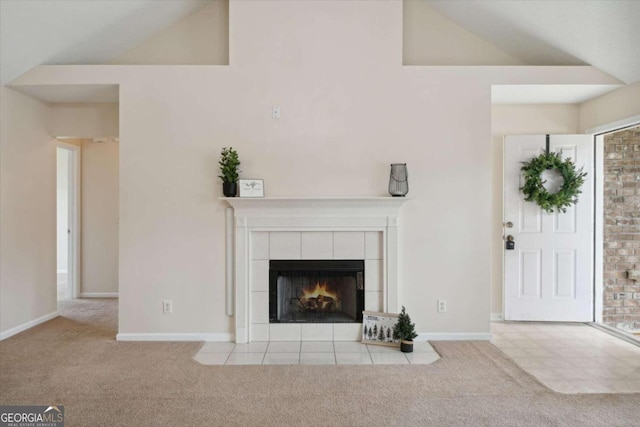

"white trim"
[56, 142, 81, 299]
[116, 333, 233, 342]
[594, 135, 604, 323]
[57, 269, 68, 274]
[221, 196, 409, 210]
[490, 313, 504, 321]
[585, 114, 640, 135]
[417, 332, 492, 341]
[0, 311, 59, 341]
[225, 207, 234, 316]
[70, 145, 81, 299]
[79, 292, 119, 298]
[501, 138, 507, 321]
[56, 140, 80, 150]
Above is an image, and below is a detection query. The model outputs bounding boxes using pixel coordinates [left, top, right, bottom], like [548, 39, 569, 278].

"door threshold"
[588, 322, 640, 348]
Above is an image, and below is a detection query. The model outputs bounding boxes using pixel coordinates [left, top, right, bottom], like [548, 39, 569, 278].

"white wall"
[81, 139, 119, 294]
[56, 148, 69, 272]
[113, 0, 228, 65]
[8, 1, 620, 338]
[49, 103, 119, 138]
[0, 87, 57, 336]
[490, 104, 580, 316]
[579, 82, 640, 131]
[403, 0, 524, 66]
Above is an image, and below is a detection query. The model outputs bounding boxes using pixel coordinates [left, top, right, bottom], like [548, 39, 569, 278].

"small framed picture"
[238, 179, 264, 198]
[362, 311, 400, 347]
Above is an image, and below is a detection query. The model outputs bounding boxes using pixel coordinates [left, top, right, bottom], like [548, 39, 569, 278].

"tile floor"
[193, 340, 440, 366]
[491, 321, 640, 394]
[193, 323, 640, 393]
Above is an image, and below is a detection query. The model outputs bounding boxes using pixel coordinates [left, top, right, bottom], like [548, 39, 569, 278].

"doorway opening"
[56, 142, 81, 301]
[56, 137, 120, 300]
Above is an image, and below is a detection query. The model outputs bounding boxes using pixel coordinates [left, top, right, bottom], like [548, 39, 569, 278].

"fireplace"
[222, 197, 407, 342]
[269, 260, 364, 324]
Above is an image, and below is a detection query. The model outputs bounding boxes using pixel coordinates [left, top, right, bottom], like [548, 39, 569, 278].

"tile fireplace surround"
[221, 197, 408, 343]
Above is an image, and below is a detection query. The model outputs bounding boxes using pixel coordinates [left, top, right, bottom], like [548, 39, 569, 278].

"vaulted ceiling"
[0, 0, 212, 84]
[1, 0, 638, 87]
[426, 0, 640, 84]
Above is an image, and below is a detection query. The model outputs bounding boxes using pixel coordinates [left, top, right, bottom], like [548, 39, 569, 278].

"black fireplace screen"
[269, 260, 364, 323]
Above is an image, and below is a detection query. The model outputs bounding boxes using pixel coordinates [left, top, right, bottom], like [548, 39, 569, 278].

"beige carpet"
[1, 299, 638, 426]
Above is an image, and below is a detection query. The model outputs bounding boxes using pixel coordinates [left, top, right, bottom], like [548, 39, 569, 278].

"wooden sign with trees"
[361, 311, 400, 347]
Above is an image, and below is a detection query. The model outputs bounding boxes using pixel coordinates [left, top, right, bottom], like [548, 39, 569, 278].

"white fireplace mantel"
[222, 196, 408, 213]
[221, 197, 409, 343]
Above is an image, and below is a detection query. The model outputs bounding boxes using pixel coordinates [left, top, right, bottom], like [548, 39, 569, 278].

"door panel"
[553, 250, 576, 299]
[519, 250, 541, 298]
[504, 135, 593, 321]
[554, 206, 576, 233]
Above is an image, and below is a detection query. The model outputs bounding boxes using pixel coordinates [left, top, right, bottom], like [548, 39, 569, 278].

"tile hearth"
[193, 341, 440, 366]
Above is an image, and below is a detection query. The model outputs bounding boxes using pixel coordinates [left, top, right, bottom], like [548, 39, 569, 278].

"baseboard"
[0, 311, 59, 341]
[79, 292, 119, 298]
[490, 313, 504, 321]
[116, 333, 234, 342]
[418, 332, 492, 341]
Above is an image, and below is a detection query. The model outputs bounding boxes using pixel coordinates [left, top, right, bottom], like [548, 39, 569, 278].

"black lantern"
[388, 163, 408, 197]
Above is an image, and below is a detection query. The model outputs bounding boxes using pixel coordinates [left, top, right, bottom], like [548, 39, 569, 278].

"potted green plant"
[218, 147, 240, 197]
[393, 306, 418, 353]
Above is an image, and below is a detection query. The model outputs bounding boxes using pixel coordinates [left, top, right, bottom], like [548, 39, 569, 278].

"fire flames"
[299, 283, 339, 312]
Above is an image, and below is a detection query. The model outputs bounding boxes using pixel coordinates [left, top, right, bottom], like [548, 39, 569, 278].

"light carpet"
[0, 299, 638, 426]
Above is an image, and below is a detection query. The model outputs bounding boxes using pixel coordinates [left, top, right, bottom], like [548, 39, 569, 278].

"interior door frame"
[587, 114, 640, 324]
[57, 141, 81, 299]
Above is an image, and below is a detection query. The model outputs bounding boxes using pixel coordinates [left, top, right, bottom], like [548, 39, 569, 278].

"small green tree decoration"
[393, 306, 418, 342]
[218, 147, 240, 183]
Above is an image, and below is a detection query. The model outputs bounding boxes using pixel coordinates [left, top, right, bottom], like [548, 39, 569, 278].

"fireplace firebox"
[269, 260, 364, 323]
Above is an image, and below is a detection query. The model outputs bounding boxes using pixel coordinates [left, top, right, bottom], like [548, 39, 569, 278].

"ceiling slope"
[426, 0, 640, 84]
[0, 0, 212, 84]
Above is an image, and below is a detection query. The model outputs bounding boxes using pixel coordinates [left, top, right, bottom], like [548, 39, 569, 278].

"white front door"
[504, 135, 593, 321]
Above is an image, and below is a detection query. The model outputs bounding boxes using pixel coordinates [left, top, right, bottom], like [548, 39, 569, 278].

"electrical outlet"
[272, 106, 281, 119]
[163, 300, 173, 314]
[437, 299, 447, 313]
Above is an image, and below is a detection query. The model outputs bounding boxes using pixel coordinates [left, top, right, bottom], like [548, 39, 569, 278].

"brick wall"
[603, 125, 640, 331]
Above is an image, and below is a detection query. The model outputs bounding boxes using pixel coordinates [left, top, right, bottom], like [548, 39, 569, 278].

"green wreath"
[520, 152, 587, 214]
